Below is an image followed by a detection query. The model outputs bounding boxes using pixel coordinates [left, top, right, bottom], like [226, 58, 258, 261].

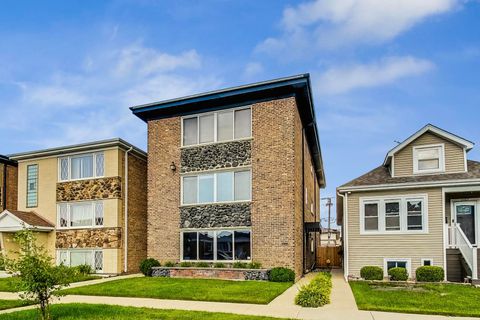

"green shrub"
[388, 267, 408, 281]
[164, 261, 176, 267]
[76, 264, 93, 275]
[360, 266, 383, 280]
[180, 261, 194, 267]
[295, 272, 332, 307]
[196, 262, 210, 268]
[268, 267, 295, 282]
[213, 262, 225, 268]
[140, 258, 161, 277]
[248, 261, 262, 269]
[416, 266, 444, 282]
[0, 254, 4, 271]
[233, 262, 248, 269]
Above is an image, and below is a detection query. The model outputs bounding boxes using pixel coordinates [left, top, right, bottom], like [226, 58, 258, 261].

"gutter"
[338, 178, 480, 193]
[124, 146, 133, 273]
[337, 191, 348, 280]
[302, 127, 305, 274]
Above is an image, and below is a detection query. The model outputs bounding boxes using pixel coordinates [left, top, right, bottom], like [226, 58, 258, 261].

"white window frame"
[58, 152, 105, 182]
[57, 201, 104, 229]
[383, 258, 411, 277]
[180, 169, 251, 205]
[360, 194, 428, 234]
[181, 106, 252, 147]
[421, 258, 433, 266]
[180, 228, 252, 263]
[56, 249, 103, 273]
[413, 144, 445, 174]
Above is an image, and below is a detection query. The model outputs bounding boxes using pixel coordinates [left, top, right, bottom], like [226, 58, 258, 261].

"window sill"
[57, 226, 107, 231]
[360, 230, 428, 235]
[180, 137, 253, 149]
[180, 200, 252, 207]
[58, 176, 106, 183]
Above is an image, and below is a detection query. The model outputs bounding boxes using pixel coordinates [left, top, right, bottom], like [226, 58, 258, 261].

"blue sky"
[1, 0, 479, 225]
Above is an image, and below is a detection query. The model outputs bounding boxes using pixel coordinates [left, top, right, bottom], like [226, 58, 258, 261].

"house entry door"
[454, 202, 476, 245]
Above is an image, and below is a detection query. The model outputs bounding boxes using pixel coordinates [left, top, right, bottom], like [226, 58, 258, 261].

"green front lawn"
[0, 303, 288, 320]
[0, 274, 101, 292]
[0, 299, 32, 310]
[62, 277, 292, 304]
[350, 281, 480, 317]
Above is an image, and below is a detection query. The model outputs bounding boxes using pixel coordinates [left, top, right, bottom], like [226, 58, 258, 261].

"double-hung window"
[57, 201, 104, 228]
[182, 229, 251, 262]
[361, 195, 427, 234]
[59, 152, 104, 181]
[413, 144, 444, 174]
[182, 170, 251, 205]
[182, 107, 251, 146]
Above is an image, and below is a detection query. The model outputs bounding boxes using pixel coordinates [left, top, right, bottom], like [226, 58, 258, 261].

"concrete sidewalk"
[0, 270, 477, 320]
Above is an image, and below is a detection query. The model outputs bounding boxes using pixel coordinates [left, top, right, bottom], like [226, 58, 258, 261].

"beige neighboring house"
[337, 124, 480, 283]
[0, 139, 147, 274]
[320, 228, 341, 247]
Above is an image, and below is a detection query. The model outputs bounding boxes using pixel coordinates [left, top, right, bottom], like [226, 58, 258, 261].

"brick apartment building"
[0, 155, 17, 211]
[131, 74, 326, 277]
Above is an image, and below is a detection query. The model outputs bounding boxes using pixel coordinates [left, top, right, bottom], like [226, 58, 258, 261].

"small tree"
[5, 229, 72, 320]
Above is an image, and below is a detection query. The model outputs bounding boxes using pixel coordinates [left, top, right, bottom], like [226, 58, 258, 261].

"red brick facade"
[0, 163, 18, 211]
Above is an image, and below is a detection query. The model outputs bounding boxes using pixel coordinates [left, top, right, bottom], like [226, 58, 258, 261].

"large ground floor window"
[181, 229, 251, 262]
[56, 249, 103, 273]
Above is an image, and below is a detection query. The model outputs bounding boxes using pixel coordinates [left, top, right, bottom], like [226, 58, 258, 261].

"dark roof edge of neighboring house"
[130, 73, 325, 187]
[0, 154, 17, 166]
[8, 138, 147, 161]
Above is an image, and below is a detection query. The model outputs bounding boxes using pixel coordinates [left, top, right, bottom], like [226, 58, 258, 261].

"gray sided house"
[337, 124, 480, 283]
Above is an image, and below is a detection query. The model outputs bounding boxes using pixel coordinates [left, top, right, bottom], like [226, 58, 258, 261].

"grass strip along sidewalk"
[350, 281, 480, 317]
[0, 303, 289, 320]
[61, 277, 292, 304]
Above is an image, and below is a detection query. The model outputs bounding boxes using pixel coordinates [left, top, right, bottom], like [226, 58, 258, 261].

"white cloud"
[316, 56, 434, 95]
[258, 0, 458, 54]
[3, 43, 222, 150]
[242, 62, 264, 79]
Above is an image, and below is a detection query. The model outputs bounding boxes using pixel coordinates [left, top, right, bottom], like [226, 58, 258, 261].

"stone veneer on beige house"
[0, 139, 147, 274]
[338, 124, 480, 283]
[132, 74, 325, 279]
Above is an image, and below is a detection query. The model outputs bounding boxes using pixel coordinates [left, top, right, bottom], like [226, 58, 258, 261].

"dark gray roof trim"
[130, 73, 325, 187]
[8, 138, 147, 161]
[0, 155, 17, 166]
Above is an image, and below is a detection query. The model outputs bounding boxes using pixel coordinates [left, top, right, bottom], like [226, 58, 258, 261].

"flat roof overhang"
[130, 74, 326, 187]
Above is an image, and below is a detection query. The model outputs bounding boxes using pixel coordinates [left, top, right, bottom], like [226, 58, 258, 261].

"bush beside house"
[140, 258, 161, 277]
[268, 267, 295, 282]
[360, 266, 383, 280]
[416, 266, 444, 282]
[388, 267, 408, 281]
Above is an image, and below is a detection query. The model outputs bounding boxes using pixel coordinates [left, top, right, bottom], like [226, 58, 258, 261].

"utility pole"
[321, 197, 334, 246]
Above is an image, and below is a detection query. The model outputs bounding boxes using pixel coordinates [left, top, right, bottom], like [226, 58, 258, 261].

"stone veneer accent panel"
[181, 140, 251, 173]
[57, 177, 122, 202]
[56, 228, 122, 249]
[180, 203, 251, 228]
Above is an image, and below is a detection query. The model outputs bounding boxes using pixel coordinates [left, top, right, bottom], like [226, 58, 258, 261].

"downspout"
[2, 164, 7, 211]
[337, 191, 348, 280]
[124, 146, 133, 273]
[302, 128, 305, 274]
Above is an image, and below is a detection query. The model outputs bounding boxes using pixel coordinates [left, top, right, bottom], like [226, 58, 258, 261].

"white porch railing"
[446, 223, 478, 279]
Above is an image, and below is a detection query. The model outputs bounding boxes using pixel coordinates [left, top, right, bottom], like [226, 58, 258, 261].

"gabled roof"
[130, 74, 325, 187]
[0, 210, 55, 232]
[383, 124, 474, 166]
[8, 138, 146, 161]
